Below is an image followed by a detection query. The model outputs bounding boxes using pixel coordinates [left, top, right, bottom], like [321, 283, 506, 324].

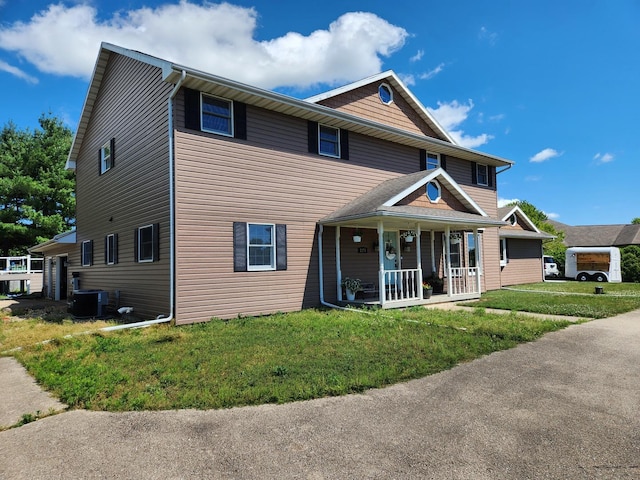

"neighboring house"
[498, 205, 555, 285]
[34, 42, 525, 325]
[549, 220, 640, 248]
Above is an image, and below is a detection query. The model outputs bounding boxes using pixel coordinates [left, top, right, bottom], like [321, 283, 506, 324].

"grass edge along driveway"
[5, 306, 577, 412]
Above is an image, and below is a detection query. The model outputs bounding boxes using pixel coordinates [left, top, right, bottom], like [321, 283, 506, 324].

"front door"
[383, 231, 399, 285]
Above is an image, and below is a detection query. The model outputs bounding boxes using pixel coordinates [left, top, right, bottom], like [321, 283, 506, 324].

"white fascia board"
[501, 205, 540, 232]
[383, 168, 489, 217]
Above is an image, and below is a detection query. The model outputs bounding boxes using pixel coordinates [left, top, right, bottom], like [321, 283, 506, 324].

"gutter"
[103, 70, 187, 331]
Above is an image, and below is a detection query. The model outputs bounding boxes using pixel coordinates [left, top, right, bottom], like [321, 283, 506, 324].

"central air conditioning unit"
[69, 289, 109, 318]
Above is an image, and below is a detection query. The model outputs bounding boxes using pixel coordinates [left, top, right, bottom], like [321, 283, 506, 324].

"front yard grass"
[462, 282, 640, 318]
[3, 307, 573, 411]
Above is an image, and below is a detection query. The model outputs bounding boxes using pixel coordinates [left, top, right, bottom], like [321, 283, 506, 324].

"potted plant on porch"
[422, 281, 433, 299]
[342, 277, 362, 301]
[424, 272, 444, 294]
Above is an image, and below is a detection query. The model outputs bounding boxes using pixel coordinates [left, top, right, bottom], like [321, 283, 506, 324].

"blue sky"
[1, 0, 638, 226]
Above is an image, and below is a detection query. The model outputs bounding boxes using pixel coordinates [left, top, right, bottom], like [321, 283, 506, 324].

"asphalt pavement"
[1, 308, 638, 479]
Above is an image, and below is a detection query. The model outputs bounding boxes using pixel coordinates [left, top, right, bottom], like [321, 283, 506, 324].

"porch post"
[416, 224, 423, 286]
[336, 226, 342, 301]
[430, 230, 436, 274]
[474, 228, 481, 294]
[377, 221, 385, 305]
[445, 225, 453, 296]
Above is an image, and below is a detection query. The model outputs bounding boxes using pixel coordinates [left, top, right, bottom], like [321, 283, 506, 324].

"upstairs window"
[319, 125, 340, 158]
[100, 138, 115, 174]
[426, 152, 439, 170]
[201, 94, 233, 136]
[476, 164, 488, 186]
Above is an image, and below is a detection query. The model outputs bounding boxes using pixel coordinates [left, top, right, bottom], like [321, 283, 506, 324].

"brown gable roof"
[550, 220, 640, 247]
[320, 169, 505, 229]
[497, 205, 554, 240]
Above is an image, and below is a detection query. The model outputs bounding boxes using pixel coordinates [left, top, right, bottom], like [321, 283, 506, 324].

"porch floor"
[337, 292, 480, 309]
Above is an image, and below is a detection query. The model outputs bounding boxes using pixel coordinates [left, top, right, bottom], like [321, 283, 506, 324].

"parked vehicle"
[543, 255, 560, 278]
[565, 247, 621, 282]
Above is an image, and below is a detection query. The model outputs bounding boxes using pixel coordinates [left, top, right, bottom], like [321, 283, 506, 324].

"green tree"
[631, 218, 640, 225]
[508, 200, 567, 272]
[0, 114, 75, 256]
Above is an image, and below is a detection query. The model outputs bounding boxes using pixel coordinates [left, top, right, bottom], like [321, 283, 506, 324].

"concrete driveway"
[1, 310, 638, 479]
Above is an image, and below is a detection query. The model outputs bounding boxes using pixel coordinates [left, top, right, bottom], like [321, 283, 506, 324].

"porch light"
[352, 229, 363, 243]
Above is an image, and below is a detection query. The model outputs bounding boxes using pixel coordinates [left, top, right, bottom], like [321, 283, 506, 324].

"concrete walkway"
[0, 309, 638, 479]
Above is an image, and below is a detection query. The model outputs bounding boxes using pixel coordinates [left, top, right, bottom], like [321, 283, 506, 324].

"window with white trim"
[201, 94, 233, 136]
[426, 180, 441, 203]
[319, 125, 340, 158]
[105, 234, 118, 265]
[248, 223, 275, 271]
[100, 140, 114, 174]
[426, 152, 440, 170]
[81, 240, 93, 267]
[136, 224, 158, 263]
[378, 83, 393, 104]
[476, 163, 489, 186]
[467, 232, 483, 274]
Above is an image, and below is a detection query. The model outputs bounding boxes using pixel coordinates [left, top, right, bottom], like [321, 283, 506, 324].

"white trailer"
[565, 247, 622, 283]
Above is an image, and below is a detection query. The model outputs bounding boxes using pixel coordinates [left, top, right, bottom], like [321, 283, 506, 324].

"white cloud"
[530, 148, 561, 163]
[498, 198, 520, 207]
[398, 73, 415, 86]
[593, 152, 614, 164]
[419, 62, 444, 80]
[525, 175, 541, 182]
[0, 2, 408, 89]
[410, 49, 424, 62]
[427, 99, 494, 148]
[0, 59, 38, 84]
[479, 26, 498, 45]
[544, 212, 560, 220]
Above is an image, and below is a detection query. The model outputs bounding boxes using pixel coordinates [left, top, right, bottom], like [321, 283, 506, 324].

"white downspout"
[102, 69, 186, 332]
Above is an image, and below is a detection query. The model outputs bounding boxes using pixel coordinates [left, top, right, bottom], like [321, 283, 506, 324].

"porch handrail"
[383, 268, 421, 302]
[449, 267, 479, 295]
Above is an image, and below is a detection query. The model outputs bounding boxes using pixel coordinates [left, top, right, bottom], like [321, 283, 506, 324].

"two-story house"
[32, 42, 548, 325]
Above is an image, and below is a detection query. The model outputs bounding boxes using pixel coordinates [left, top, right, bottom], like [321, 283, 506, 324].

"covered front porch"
[317, 168, 506, 310]
[321, 221, 487, 309]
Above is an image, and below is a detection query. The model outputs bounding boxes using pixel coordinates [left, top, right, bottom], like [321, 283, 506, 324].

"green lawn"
[6, 307, 573, 412]
[462, 281, 640, 318]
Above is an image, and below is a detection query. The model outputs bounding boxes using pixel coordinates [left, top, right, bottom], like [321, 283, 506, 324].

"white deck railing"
[383, 268, 421, 302]
[449, 267, 480, 295]
[0, 256, 43, 275]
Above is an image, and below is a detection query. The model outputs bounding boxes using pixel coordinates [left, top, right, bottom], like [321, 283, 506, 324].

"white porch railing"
[0, 256, 43, 275]
[383, 268, 421, 302]
[449, 267, 480, 296]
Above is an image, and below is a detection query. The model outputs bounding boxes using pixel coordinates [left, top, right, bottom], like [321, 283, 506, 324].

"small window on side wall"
[500, 238, 508, 266]
[201, 94, 233, 137]
[135, 224, 159, 263]
[81, 240, 93, 267]
[476, 164, 489, 186]
[99, 138, 115, 174]
[105, 234, 118, 265]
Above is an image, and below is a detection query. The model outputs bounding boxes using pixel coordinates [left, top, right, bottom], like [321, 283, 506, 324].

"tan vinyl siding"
[399, 184, 469, 211]
[500, 239, 544, 286]
[317, 83, 441, 139]
[174, 96, 425, 323]
[74, 52, 172, 319]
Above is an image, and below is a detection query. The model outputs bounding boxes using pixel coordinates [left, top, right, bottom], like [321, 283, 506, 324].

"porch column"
[416, 224, 423, 285]
[430, 230, 436, 274]
[377, 221, 385, 306]
[474, 228, 481, 294]
[26, 255, 32, 274]
[336, 226, 342, 301]
[445, 225, 452, 296]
